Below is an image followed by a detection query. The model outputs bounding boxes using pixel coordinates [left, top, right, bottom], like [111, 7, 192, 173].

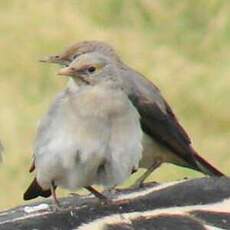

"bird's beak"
[57, 67, 74, 76]
[39, 55, 59, 63]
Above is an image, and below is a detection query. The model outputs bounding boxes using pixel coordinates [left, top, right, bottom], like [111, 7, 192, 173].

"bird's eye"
[88, 66, 96, 73]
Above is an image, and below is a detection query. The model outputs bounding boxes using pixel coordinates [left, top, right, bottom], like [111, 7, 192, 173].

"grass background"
[0, 0, 229, 209]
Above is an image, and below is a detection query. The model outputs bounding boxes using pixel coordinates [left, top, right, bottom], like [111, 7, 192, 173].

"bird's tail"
[190, 147, 224, 177]
[23, 178, 52, 200]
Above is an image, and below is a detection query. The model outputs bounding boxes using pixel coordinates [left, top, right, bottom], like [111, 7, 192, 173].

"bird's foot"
[103, 186, 122, 196]
[99, 197, 113, 205]
[51, 202, 64, 212]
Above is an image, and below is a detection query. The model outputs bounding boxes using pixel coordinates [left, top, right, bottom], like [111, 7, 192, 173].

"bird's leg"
[51, 181, 62, 211]
[132, 160, 162, 188]
[85, 186, 111, 204]
[103, 184, 122, 195]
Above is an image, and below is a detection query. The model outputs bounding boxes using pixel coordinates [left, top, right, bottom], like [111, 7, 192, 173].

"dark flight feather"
[23, 178, 52, 200]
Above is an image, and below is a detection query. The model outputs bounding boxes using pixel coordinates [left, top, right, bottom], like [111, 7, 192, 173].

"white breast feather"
[34, 85, 142, 190]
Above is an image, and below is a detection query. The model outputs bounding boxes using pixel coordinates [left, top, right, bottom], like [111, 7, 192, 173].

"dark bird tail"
[190, 147, 224, 177]
[23, 178, 52, 200]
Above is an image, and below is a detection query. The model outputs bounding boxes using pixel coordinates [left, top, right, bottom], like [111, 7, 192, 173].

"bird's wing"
[33, 90, 68, 155]
[28, 90, 68, 172]
[122, 66, 197, 166]
[119, 65, 224, 176]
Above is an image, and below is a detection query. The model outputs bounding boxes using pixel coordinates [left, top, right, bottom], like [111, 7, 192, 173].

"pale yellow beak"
[57, 67, 74, 76]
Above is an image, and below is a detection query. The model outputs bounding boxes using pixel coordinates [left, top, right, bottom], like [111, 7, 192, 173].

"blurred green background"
[0, 0, 229, 210]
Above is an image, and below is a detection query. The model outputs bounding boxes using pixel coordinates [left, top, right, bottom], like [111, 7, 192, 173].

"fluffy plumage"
[24, 53, 142, 202]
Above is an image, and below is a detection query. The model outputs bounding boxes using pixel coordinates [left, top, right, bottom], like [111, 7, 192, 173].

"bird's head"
[40, 41, 121, 66]
[57, 52, 120, 86]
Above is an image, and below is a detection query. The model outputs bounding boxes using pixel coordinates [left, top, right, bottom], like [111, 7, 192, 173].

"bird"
[24, 52, 143, 208]
[39, 41, 224, 188]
